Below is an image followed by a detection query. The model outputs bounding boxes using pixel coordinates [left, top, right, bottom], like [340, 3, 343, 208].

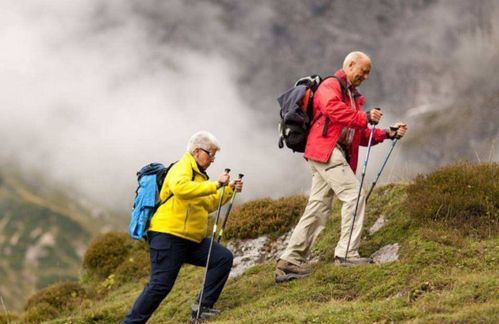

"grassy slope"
[37, 183, 498, 324]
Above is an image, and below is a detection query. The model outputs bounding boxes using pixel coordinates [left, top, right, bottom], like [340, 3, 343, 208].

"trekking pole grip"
[231, 174, 244, 196]
[369, 107, 381, 125]
[220, 168, 231, 188]
[390, 126, 402, 140]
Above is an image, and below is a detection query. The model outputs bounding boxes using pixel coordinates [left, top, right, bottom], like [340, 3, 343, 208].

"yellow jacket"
[148, 152, 233, 243]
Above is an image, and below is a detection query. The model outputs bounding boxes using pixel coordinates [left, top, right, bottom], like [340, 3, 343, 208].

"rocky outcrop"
[228, 216, 400, 277]
[227, 232, 292, 278]
[371, 243, 400, 264]
[369, 216, 386, 235]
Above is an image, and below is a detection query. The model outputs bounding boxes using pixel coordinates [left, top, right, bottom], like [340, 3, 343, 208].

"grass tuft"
[0, 312, 18, 324]
[405, 162, 498, 238]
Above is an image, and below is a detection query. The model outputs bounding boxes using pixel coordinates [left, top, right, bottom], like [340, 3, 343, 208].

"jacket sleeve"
[315, 79, 369, 129]
[167, 163, 218, 200]
[205, 186, 234, 213]
[360, 127, 388, 146]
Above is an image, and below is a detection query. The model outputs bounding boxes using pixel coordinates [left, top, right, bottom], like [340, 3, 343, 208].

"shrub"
[223, 195, 308, 239]
[22, 302, 59, 323]
[24, 281, 86, 315]
[115, 248, 150, 284]
[83, 232, 132, 279]
[405, 162, 498, 237]
[0, 312, 18, 324]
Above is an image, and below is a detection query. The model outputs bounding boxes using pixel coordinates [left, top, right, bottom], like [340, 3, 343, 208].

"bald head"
[342, 51, 372, 87]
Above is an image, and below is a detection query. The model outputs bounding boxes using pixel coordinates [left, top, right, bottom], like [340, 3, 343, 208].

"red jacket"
[304, 69, 387, 173]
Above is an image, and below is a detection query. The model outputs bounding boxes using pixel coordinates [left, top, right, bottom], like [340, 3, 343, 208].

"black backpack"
[277, 75, 347, 153]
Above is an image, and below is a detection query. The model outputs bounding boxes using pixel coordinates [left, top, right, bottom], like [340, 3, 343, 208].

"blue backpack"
[128, 162, 174, 240]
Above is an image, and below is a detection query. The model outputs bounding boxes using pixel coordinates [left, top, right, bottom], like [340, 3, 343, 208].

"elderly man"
[276, 51, 407, 283]
[124, 131, 243, 323]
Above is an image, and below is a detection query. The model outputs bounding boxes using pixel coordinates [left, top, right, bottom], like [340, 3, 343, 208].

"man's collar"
[336, 69, 360, 96]
[336, 69, 351, 86]
[340, 70, 356, 90]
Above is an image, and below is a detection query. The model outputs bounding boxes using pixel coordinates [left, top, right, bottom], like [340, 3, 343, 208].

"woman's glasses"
[199, 148, 216, 160]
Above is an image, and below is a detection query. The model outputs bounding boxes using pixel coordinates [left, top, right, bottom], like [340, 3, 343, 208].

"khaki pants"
[280, 147, 366, 265]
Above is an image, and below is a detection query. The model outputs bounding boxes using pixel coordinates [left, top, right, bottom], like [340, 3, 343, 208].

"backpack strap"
[331, 75, 348, 101]
[315, 75, 348, 136]
[157, 165, 196, 209]
[143, 165, 195, 241]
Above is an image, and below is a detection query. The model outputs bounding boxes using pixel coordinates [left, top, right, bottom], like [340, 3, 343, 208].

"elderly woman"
[124, 131, 243, 323]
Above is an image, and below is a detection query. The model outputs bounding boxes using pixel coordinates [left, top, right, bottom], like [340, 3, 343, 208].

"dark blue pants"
[123, 232, 233, 324]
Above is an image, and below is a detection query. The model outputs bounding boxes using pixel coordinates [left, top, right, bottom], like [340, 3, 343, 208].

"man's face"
[346, 58, 371, 87]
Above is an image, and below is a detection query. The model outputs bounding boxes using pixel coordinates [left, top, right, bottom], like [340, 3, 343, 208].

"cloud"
[2, 0, 497, 215]
[0, 0, 311, 212]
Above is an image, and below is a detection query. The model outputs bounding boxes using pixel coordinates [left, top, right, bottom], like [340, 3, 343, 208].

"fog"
[1, 0, 497, 214]
[0, 0, 311, 212]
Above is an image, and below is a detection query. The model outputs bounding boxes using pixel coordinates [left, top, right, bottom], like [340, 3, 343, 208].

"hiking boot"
[334, 256, 373, 267]
[190, 304, 220, 322]
[275, 259, 312, 283]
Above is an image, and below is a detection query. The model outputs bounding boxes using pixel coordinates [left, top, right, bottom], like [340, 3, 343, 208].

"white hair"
[186, 131, 221, 153]
[342, 51, 371, 70]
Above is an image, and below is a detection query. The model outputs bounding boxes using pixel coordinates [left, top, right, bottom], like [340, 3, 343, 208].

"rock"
[227, 230, 322, 278]
[227, 231, 293, 278]
[369, 215, 385, 235]
[227, 236, 268, 278]
[371, 243, 399, 264]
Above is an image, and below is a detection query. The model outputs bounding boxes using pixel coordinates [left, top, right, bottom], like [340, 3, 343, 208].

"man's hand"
[367, 108, 383, 125]
[387, 122, 408, 139]
[230, 179, 243, 193]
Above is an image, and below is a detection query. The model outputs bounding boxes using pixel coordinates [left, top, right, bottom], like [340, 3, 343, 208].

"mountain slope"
[0, 170, 113, 311]
[6, 163, 497, 323]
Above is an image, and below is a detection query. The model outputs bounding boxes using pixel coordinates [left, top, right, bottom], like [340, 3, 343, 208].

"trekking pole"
[365, 127, 401, 203]
[195, 168, 230, 323]
[344, 124, 376, 260]
[217, 173, 244, 243]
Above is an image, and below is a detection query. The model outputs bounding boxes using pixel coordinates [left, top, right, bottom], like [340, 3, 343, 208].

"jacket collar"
[184, 152, 209, 179]
[335, 69, 348, 84]
[335, 69, 362, 98]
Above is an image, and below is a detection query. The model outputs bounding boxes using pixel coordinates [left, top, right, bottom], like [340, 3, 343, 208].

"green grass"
[5, 163, 499, 323]
[406, 162, 498, 238]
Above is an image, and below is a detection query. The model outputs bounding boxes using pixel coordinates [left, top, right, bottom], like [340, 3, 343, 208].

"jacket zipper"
[183, 206, 191, 234]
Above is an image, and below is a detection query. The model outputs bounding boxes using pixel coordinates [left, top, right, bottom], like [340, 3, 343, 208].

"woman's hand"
[230, 179, 243, 192]
[217, 173, 230, 189]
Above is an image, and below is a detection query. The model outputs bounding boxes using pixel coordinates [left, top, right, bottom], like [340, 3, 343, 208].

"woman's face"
[193, 146, 217, 170]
